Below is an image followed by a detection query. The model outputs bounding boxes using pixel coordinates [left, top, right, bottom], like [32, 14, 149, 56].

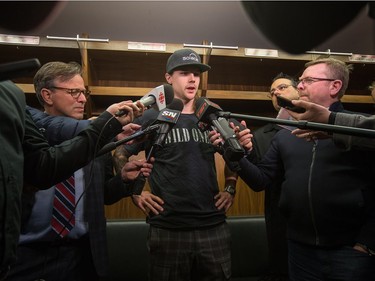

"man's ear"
[330, 80, 343, 98]
[41, 88, 53, 105]
[165, 73, 172, 84]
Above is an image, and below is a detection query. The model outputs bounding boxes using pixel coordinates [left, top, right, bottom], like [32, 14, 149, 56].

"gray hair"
[34, 61, 82, 106]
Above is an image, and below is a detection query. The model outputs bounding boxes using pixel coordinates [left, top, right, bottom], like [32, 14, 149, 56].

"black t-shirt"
[126, 109, 226, 229]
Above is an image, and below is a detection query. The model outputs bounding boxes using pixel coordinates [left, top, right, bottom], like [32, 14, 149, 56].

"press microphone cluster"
[195, 97, 245, 162]
[132, 98, 184, 195]
[151, 98, 183, 150]
[115, 84, 174, 117]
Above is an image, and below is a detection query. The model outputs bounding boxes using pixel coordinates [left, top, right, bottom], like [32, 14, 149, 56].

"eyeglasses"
[298, 77, 336, 85]
[50, 86, 91, 99]
[268, 84, 292, 98]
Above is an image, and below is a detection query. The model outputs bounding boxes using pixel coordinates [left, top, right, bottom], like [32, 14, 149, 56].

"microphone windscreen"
[195, 97, 222, 111]
[0, 58, 41, 81]
[195, 97, 206, 110]
[163, 84, 175, 105]
[167, 98, 184, 111]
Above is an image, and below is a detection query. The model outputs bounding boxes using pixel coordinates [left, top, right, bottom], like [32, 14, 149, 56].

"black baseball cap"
[166, 49, 211, 74]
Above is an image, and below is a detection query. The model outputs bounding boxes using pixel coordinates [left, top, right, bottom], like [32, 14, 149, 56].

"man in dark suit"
[0, 78, 144, 281]
[7, 61, 153, 281]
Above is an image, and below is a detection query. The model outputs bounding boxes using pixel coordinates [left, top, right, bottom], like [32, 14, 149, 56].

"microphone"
[115, 84, 174, 117]
[96, 124, 160, 156]
[132, 98, 184, 195]
[217, 111, 375, 138]
[0, 58, 41, 81]
[195, 97, 245, 162]
[151, 98, 183, 149]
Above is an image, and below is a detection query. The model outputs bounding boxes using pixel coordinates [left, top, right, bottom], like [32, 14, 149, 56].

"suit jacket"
[26, 107, 132, 276]
[0, 81, 124, 272]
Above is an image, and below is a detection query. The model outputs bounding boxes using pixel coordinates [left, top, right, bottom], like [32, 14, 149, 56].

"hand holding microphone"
[232, 120, 253, 152]
[106, 100, 143, 126]
[116, 123, 142, 142]
[195, 97, 245, 162]
[114, 84, 174, 117]
[121, 157, 155, 182]
[96, 123, 160, 157]
[99, 85, 175, 155]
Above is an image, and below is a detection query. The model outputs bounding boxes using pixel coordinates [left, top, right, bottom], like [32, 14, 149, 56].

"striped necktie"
[51, 175, 75, 237]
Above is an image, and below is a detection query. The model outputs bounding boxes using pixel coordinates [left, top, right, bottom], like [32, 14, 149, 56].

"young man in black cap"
[117, 48, 235, 280]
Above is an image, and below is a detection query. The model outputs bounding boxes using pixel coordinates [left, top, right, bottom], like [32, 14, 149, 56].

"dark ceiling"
[0, 1, 374, 56]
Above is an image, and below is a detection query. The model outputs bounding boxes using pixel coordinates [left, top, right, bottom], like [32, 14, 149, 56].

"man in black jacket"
[236, 58, 375, 280]
[211, 58, 375, 280]
[252, 73, 299, 281]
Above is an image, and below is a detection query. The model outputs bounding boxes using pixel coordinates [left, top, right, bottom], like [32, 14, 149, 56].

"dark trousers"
[288, 240, 375, 281]
[7, 235, 100, 281]
[263, 186, 288, 280]
[148, 222, 231, 281]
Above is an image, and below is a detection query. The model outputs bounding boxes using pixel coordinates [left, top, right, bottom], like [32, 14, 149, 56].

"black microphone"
[0, 58, 41, 81]
[195, 97, 245, 162]
[151, 98, 183, 149]
[96, 124, 160, 156]
[217, 111, 375, 138]
[132, 98, 184, 195]
[115, 84, 174, 117]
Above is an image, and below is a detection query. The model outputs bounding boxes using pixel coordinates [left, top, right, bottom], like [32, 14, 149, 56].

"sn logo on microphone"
[160, 110, 179, 122]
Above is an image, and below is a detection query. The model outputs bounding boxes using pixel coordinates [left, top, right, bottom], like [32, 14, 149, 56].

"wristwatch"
[224, 185, 236, 196]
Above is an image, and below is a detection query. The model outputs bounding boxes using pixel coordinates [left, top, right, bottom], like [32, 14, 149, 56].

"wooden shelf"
[3, 37, 374, 120]
[7, 37, 375, 219]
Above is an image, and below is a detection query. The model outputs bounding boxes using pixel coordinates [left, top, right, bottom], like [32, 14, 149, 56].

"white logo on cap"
[182, 53, 199, 62]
